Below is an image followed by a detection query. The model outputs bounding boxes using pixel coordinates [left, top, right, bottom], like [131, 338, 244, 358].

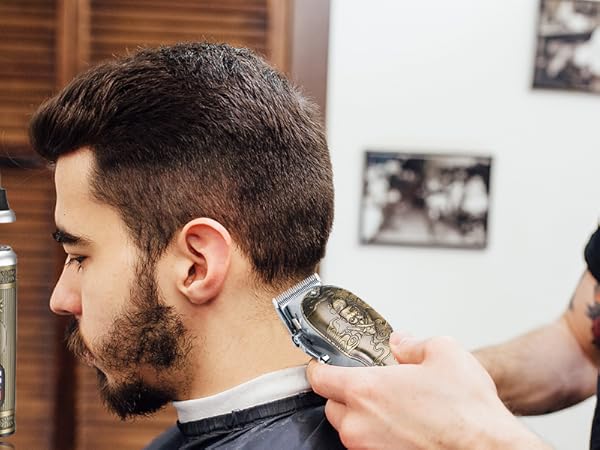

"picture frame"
[533, 0, 600, 93]
[360, 151, 492, 249]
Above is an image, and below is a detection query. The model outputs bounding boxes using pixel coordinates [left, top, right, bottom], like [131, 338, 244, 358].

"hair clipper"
[273, 274, 396, 367]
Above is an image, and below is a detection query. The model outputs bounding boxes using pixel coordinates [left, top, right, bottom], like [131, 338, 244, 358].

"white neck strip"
[173, 365, 312, 423]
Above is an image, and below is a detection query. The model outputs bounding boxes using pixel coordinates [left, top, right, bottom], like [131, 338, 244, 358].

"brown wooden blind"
[75, 2, 273, 449]
[0, 168, 58, 449]
[0, 0, 56, 153]
[88, 0, 269, 65]
[0, 1, 62, 448]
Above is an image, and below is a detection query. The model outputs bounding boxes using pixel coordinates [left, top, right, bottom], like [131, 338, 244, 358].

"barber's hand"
[307, 332, 550, 450]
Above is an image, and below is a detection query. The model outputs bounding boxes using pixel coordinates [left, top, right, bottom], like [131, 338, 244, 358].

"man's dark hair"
[30, 42, 333, 284]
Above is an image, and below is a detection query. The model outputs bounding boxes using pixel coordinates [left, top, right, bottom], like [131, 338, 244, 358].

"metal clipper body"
[0, 246, 16, 435]
[273, 274, 396, 367]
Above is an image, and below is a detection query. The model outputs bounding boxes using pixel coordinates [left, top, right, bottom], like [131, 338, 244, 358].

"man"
[30, 42, 344, 449]
[308, 227, 600, 449]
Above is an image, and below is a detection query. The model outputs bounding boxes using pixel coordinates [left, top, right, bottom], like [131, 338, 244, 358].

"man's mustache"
[65, 317, 94, 365]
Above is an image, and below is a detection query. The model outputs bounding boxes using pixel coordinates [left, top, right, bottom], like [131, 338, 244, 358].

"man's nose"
[49, 265, 82, 316]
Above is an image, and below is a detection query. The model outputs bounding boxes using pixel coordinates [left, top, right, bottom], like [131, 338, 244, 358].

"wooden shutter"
[0, 0, 57, 154]
[88, 0, 269, 64]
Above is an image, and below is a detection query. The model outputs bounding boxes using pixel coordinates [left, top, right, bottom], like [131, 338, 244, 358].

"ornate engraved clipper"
[273, 274, 396, 367]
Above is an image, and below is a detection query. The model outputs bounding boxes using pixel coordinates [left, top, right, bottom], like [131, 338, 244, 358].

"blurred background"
[321, 1, 600, 449]
[1, 0, 599, 449]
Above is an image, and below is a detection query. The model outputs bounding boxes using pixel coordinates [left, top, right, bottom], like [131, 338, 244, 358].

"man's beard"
[65, 259, 192, 420]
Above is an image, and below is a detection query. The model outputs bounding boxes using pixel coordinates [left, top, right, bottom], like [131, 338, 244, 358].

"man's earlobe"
[177, 218, 232, 305]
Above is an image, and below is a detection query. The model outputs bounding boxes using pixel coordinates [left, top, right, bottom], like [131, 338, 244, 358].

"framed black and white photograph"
[533, 0, 600, 93]
[360, 151, 492, 248]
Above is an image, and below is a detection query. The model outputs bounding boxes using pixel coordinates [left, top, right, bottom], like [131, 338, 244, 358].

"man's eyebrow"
[52, 228, 91, 246]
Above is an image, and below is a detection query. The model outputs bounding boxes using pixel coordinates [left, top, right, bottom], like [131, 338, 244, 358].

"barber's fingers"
[392, 333, 467, 368]
[389, 331, 428, 364]
[307, 360, 361, 403]
[323, 399, 346, 432]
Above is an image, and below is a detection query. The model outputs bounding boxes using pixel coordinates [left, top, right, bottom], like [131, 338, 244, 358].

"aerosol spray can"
[0, 177, 16, 436]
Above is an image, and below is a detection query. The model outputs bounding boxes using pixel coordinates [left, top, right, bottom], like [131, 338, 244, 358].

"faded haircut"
[30, 42, 333, 285]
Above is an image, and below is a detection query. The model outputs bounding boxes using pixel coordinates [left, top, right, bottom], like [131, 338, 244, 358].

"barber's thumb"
[389, 331, 427, 364]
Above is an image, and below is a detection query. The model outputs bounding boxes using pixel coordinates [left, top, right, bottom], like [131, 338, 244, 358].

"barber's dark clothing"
[591, 376, 600, 450]
[587, 227, 600, 450]
[144, 392, 345, 450]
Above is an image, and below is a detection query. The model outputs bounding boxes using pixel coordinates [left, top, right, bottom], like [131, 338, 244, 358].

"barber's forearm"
[474, 320, 596, 415]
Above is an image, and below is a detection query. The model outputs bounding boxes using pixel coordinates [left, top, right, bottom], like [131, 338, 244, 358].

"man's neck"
[182, 291, 310, 400]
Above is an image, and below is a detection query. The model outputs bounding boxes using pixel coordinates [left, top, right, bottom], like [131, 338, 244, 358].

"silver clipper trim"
[272, 274, 330, 363]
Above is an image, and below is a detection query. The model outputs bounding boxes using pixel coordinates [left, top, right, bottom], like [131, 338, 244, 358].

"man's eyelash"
[65, 255, 87, 270]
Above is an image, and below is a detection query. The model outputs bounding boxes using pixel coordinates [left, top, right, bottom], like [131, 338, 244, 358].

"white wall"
[322, 1, 600, 448]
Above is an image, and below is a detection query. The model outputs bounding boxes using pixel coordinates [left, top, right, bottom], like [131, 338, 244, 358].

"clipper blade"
[273, 274, 321, 309]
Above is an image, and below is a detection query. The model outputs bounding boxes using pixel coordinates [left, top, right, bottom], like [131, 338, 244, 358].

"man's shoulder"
[157, 392, 345, 450]
[220, 395, 345, 450]
[144, 425, 185, 450]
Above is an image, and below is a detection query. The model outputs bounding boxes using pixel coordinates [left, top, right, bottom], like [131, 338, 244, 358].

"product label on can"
[0, 365, 4, 407]
[0, 410, 14, 435]
[0, 268, 14, 286]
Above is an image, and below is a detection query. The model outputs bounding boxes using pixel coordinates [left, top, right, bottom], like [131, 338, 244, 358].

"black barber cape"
[592, 377, 600, 450]
[144, 392, 345, 450]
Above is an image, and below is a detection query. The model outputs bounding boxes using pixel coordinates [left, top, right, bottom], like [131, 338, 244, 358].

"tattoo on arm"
[586, 284, 600, 348]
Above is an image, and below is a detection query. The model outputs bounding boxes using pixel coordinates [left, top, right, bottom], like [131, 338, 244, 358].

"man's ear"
[175, 218, 232, 305]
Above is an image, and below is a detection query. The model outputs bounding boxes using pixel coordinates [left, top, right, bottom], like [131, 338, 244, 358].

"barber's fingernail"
[306, 359, 320, 380]
[307, 359, 319, 373]
[390, 331, 412, 346]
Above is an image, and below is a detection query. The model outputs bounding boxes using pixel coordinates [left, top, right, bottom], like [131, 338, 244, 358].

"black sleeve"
[585, 226, 600, 282]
